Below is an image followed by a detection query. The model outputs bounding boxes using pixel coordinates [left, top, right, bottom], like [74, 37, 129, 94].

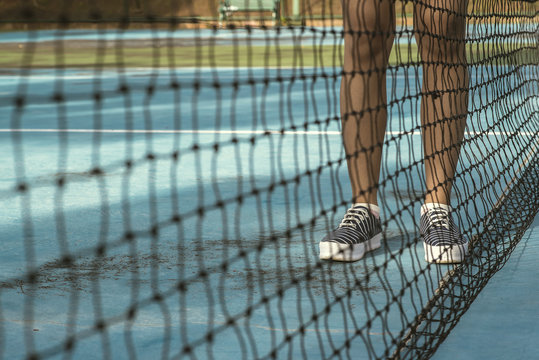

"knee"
[343, 0, 395, 60]
[414, 10, 466, 63]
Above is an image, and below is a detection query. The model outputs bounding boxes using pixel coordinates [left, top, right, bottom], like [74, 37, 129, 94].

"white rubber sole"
[319, 233, 382, 262]
[423, 242, 469, 264]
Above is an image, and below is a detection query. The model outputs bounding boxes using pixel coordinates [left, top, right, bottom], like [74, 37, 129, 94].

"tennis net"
[0, 0, 537, 359]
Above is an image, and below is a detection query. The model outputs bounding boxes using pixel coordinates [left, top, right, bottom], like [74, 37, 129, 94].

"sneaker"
[421, 204, 468, 263]
[319, 204, 382, 262]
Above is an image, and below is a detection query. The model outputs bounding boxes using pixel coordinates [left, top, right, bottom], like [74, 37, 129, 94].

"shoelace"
[339, 206, 370, 229]
[425, 208, 451, 231]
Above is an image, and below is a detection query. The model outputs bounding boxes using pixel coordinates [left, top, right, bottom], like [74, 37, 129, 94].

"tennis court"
[0, 2, 538, 359]
[435, 213, 539, 359]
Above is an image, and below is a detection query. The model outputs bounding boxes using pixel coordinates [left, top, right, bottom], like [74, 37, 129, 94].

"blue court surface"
[0, 29, 537, 359]
[434, 213, 539, 360]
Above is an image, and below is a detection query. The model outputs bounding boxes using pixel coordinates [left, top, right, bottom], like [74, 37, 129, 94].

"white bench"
[219, 0, 281, 25]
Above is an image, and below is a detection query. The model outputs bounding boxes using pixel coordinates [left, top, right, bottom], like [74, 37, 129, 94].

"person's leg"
[319, 0, 395, 262]
[341, 0, 395, 205]
[414, 0, 468, 205]
[414, 0, 469, 263]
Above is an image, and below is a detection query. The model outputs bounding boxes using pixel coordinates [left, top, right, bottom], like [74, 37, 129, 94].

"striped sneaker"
[421, 204, 468, 263]
[319, 204, 382, 262]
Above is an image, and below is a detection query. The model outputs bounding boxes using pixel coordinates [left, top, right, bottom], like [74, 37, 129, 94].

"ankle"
[353, 203, 380, 219]
[421, 202, 451, 216]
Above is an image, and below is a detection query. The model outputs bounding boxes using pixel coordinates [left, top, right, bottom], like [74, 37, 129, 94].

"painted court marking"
[0, 129, 535, 136]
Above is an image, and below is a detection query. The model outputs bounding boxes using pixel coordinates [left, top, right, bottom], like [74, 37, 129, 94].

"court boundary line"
[0, 129, 535, 136]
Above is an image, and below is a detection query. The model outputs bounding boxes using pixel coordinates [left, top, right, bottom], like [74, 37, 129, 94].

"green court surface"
[0, 41, 535, 68]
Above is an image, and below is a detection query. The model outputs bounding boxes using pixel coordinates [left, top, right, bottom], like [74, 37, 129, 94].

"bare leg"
[341, 0, 395, 205]
[414, 0, 469, 205]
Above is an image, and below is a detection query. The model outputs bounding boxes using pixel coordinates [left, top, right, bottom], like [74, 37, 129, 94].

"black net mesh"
[0, 0, 537, 359]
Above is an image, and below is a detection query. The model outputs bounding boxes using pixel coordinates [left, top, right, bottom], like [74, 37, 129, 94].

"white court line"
[0, 129, 535, 136]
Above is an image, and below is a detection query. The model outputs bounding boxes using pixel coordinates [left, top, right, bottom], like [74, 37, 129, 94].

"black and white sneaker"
[319, 204, 382, 262]
[421, 204, 468, 263]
